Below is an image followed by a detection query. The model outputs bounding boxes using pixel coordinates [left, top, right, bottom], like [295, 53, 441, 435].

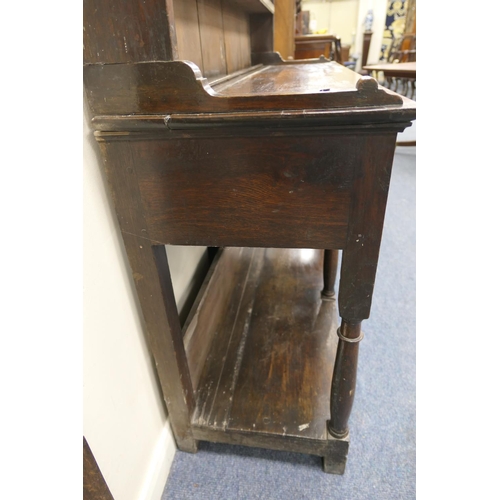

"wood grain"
[193, 424, 348, 460]
[338, 134, 398, 320]
[191, 248, 339, 442]
[182, 248, 242, 392]
[83, 0, 416, 477]
[172, 0, 204, 71]
[222, 1, 252, 73]
[83, 0, 176, 63]
[91, 107, 415, 131]
[197, 0, 228, 78]
[83, 61, 405, 117]
[249, 13, 274, 55]
[127, 134, 356, 248]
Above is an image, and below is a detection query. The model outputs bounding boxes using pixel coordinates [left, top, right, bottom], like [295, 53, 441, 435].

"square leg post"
[97, 138, 198, 453]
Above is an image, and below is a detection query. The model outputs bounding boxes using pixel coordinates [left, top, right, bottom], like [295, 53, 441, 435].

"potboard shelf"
[183, 247, 341, 454]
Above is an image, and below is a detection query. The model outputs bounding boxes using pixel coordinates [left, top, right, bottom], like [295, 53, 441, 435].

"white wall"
[83, 98, 207, 500]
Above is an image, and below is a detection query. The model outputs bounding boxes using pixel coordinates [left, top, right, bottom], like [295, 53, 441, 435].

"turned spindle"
[322, 249, 339, 299]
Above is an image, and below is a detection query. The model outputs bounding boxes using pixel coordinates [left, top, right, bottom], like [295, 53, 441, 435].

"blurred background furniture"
[388, 34, 416, 63]
[358, 30, 373, 74]
[294, 34, 342, 62]
[293, 0, 354, 67]
[365, 29, 416, 100]
[363, 61, 416, 100]
[363, 58, 416, 146]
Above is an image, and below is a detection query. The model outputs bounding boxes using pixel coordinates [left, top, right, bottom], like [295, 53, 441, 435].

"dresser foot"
[177, 439, 198, 454]
[323, 432, 349, 474]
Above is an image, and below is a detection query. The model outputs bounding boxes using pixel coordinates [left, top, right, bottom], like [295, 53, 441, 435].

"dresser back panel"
[83, 0, 176, 63]
[84, 0, 254, 79]
[173, 0, 252, 78]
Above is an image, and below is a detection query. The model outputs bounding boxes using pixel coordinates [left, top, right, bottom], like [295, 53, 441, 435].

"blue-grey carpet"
[162, 148, 416, 500]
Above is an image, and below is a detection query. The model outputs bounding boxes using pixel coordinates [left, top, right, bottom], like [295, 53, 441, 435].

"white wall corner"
[137, 421, 177, 500]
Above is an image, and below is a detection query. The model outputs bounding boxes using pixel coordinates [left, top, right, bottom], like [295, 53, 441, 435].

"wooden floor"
[185, 247, 340, 451]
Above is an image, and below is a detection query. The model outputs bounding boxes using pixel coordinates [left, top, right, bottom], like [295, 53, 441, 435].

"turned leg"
[322, 249, 339, 299]
[324, 133, 397, 471]
[327, 320, 363, 438]
[323, 319, 362, 473]
[402, 78, 408, 96]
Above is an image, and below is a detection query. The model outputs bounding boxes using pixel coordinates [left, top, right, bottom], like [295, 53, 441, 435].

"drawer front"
[127, 134, 359, 249]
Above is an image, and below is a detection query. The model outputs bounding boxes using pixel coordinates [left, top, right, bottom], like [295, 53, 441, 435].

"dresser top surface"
[212, 62, 361, 96]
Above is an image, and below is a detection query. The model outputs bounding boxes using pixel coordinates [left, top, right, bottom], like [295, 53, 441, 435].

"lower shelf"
[183, 247, 342, 458]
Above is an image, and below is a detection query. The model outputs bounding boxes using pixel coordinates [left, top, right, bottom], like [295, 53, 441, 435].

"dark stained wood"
[197, 0, 228, 78]
[187, 246, 350, 473]
[221, 1, 252, 74]
[83, 0, 416, 476]
[108, 134, 357, 249]
[91, 111, 413, 132]
[192, 248, 264, 430]
[83, 437, 114, 500]
[323, 434, 349, 474]
[193, 424, 346, 458]
[322, 249, 339, 298]
[97, 140, 197, 453]
[361, 31, 373, 68]
[338, 134, 397, 320]
[328, 320, 361, 438]
[228, 249, 338, 439]
[249, 13, 274, 55]
[83, 61, 405, 118]
[83, 0, 176, 64]
[327, 133, 398, 443]
[191, 248, 339, 442]
[182, 248, 243, 391]
[208, 64, 263, 86]
[252, 51, 326, 65]
[216, 62, 361, 95]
